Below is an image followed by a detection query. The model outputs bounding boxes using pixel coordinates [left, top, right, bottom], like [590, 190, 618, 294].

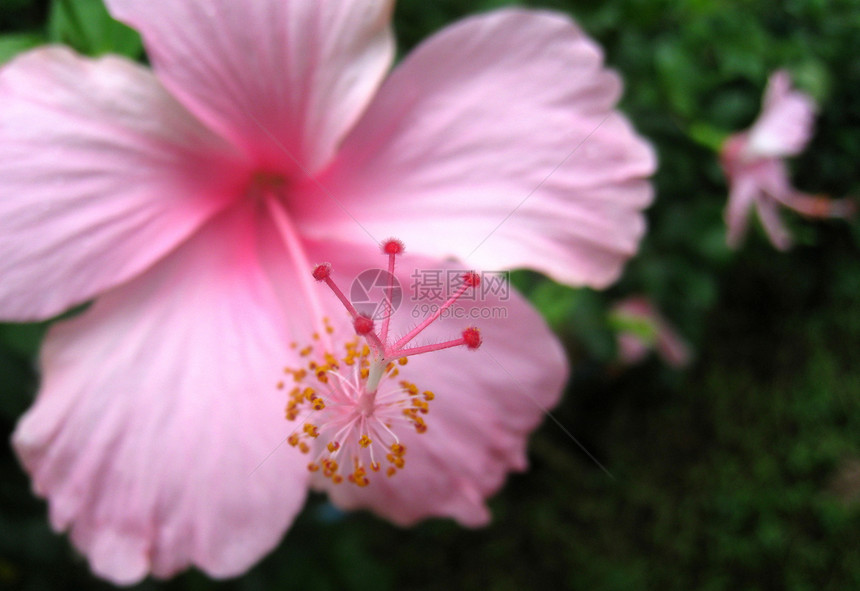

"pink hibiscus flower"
[721, 70, 855, 250]
[0, 0, 655, 584]
[610, 296, 691, 369]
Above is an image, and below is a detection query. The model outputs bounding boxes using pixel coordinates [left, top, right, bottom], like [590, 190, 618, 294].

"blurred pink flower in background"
[720, 70, 855, 250]
[0, 0, 654, 584]
[610, 297, 691, 369]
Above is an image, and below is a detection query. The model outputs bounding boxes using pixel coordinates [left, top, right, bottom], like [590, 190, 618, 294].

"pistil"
[281, 239, 482, 487]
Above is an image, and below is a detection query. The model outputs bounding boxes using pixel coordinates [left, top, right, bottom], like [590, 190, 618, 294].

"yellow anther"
[282, 328, 438, 485]
[399, 381, 419, 395]
[348, 472, 369, 486]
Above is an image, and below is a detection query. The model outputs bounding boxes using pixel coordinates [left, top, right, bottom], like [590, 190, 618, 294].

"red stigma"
[312, 263, 332, 281]
[462, 272, 481, 288]
[382, 239, 405, 255]
[462, 327, 482, 350]
[354, 315, 375, 335]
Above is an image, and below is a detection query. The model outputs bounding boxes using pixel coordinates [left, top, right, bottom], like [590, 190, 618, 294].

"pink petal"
[13, 203, 315, 584]
[304, 244, 568, 525]
[655, 323, 693, 369]
[724, 172, 760, 249]
[779, 192, 857, 219]
[0, 47, 247, 321]
[291, 9, 655, 288]
[612, 296, 690, 368]
[617, 333, 649, 365]
[611, 296, 655, 365]
[747, 70, 816, 159]
[106, 0, 395, 174]
[753, 158, 856, 219]
[755, 197, 793, 250]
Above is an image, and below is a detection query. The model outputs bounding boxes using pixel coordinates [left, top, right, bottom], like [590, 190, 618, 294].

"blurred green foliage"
[47, 0, 141, 57]
[1, 0, 858, 590]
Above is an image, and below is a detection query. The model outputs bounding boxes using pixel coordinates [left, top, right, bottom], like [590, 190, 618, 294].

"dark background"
[1, 0, 859, 589]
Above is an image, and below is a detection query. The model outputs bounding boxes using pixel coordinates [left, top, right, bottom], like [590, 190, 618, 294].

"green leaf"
[654, 40, 699, 118]
[529, 280, 579, 329]
[687, 121, 729, 152]
[607, 312, 658, 345]
[48, 0, 142, 58]
[0, 323, 46, 357]
[0, 33, 44, 66]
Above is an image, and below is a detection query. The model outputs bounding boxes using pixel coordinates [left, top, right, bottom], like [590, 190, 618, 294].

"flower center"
[279, 239, 482, 487]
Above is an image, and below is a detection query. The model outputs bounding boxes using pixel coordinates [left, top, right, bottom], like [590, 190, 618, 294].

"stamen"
[390, 272, 480, 352]
[781, 193, 857, 219]
[380, 239, 404, 343]
[393, 327, 482, 358]
[354, 315, 375, 335]
[312, 262, 332, 281]
[381, 238, 405, 255]
[313, 264, 360, 319]
[281, 240, 483, 487]
[462, 327, 482, 350]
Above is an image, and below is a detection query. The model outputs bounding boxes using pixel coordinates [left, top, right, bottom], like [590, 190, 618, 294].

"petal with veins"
[291, 9, 655, 288]
[747, 70, 816, 159]
[0, 47, 247, 321]
[302, 242, 568, 526]
[13, 203, 315, 584]
[106, 0, 395, 173]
